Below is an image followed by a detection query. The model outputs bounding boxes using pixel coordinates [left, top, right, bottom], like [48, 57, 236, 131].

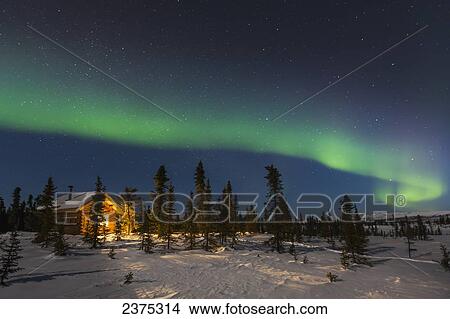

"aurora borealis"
[0, 1, 449, 209]
[0, 79, 445, 203]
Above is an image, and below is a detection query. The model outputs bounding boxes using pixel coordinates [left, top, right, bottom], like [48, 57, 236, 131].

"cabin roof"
[37, 192, 127, 211]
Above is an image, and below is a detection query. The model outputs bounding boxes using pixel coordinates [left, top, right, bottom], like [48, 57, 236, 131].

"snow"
[0, 232, 449, 298]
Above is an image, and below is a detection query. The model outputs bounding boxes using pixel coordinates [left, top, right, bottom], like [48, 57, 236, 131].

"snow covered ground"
[0, 232, 449, 298]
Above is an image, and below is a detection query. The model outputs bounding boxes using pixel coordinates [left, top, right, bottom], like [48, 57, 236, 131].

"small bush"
[124, 272, 134, 284]
[340, 251, 350, 269]
[289, 243, 298, 261]
[440, 244, 449, 271]
[107, 247, 116, 259]
[326, 272, 338, 282]
[53, 227, 69, 256]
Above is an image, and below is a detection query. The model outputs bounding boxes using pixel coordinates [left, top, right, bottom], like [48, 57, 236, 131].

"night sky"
[0, 1, 449, 210]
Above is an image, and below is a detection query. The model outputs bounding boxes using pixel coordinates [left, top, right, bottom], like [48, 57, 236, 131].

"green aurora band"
[0, 78, 445, 204]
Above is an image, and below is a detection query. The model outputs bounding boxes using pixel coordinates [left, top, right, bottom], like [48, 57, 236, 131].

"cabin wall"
[56, 199, 136, 235]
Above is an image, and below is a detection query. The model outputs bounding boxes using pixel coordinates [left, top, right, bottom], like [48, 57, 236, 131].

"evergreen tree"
[85, 178, 106, 248]
[163, 183, 175, 250]
[153, 165, 171, 248]
[340, 195, 369, 264]
[10, 187, 25, 231]
[394, 223, 399, 238]
[0, 197, 8, 233]
[95, 176, 106, 192]
[154, 166, 170, 195]
[183, 192, 196, 249]
[53, 225, 69, 256]
[263, 164, 292, 253]
[84, 177, 108, 248]
[340, 250, 351, 269]
[0, 231, 23, 286]
[289, 241, 298, 261]
[114, 210, 123, 241]
[141, 225, 155, 254]
[193, 161, 213, 250]
[34, 178, 57, 247]
[83, 219, 92, 244]
[440, 244, 449, 271]
[202, 178, 214, 250]
[326, 272, 338, 282]
[194, 161, 206, 195]
[123, 187, 137, 235]
[220, 181, 238, 247]
[138, 213, 146, 251]
[88, 197, 105, 249]
[107, 247, 116, 259]
[24, 194, 38, 231]
[100, 221, 109, 244]
[139, 206, 157, 253]
[416, 215, 427, 240]
[123, 272, 133, 284]
[405, 221, 416, 258]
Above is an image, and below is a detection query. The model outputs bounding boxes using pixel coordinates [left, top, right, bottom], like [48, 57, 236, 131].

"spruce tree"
[193, 161, 211, 250]
[264, 164, 292, 253]
[88, 197, 105, 249]
[95, 176, 106, 192]
[143, 233, 155, 253]
[219, 185, 229, 245]
[140, 206, 157, 253]
[340, 195, 369, 264]
[183, 192, 196, 249]
[163, 183, 175, 250]
[83, 219, 92, 244]
[154, 166, 169, 195]
[220, 181, 238, 247]
[289, 242, 298, 261]
[326, 272, 338, 282]
[440, 244, 449, 271]
[34, 178, 57, 247]
[0, 231, 23, 286]
[124, 272, 133, 284]
[107, 247, 116, 259]
[203, 178, 214, 250]
[0, 197, 8, 233]
[25, 194, 38, 232]
[114, 210, 123, 241]
[123, 187, 137, 235]
[84, 177, 108, 248]
[153, 165, 171, 248]
[194, 161, 206, 195]
[101, 221, 109, 244]
[405, 221, 416, 258]
[10, 187, 25, 231]
[416, 215, 427, 240]
[53, 225, 69, 256]
[139, 210, 149, 250]
[340, 250, 350, 269]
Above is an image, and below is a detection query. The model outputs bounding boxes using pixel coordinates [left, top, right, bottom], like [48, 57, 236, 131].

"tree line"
[1, 161, 449, 270]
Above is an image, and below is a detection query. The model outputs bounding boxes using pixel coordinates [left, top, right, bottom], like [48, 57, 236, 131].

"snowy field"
[1, 232, 449, 298]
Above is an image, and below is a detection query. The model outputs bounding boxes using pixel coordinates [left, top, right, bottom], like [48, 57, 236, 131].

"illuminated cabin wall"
[72, 194, 136, 236]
